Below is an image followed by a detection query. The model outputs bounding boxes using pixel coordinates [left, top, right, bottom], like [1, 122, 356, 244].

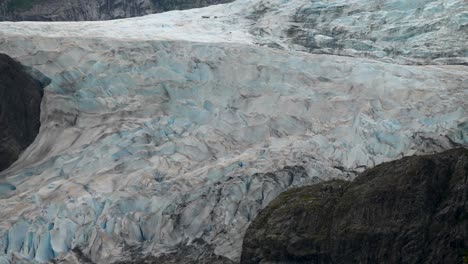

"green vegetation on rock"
[8, 0, 41, 11]
[241, 148, 468, 264]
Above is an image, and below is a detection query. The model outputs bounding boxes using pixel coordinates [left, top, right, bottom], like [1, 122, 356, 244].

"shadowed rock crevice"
[241, 148, 468, 264]
[0, 53, 48, 172]
[111, 239, 236, 264]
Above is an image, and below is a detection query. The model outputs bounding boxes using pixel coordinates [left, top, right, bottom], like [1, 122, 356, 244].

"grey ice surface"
[0, 0, 466, 263]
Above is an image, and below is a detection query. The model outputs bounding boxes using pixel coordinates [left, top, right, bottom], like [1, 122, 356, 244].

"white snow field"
[0, 0, 467, 263]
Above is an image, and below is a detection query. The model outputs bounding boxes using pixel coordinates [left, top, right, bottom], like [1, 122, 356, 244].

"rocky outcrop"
[0, 53, 47, 172]
[111, 239, 236, 264]
[0, 0, 233, 21]
[241, 148, 468, 264]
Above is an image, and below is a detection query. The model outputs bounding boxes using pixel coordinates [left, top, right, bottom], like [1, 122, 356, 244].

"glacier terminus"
[0, 0, 466, 263]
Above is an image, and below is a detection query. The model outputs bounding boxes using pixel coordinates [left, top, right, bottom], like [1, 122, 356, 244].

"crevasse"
[0, 0, 466, 263]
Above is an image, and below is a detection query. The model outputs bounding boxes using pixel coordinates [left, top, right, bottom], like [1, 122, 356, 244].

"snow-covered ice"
[0, 0, 466, 263]
[1, 0, 467, 64]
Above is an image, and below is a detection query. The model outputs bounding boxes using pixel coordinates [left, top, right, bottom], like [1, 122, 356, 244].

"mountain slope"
[0, 0, 233, 21]
[241, 148, 468, 264]
[0, 0, 466, 263]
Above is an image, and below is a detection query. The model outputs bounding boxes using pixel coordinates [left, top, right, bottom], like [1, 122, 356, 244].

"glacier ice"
[0, 0, 466, 263]
[0, 0, 466, 65]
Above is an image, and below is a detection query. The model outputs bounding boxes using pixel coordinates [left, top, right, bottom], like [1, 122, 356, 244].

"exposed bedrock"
[0, 53, 48, 173]
[241, 148, 468, 264]
[0, 0, 233, 21]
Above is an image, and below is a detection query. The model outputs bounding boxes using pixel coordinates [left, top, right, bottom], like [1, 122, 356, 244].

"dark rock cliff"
[0, 53, 47, 172]
[0, 0, 233, 21]
[241, 148, 468, 264]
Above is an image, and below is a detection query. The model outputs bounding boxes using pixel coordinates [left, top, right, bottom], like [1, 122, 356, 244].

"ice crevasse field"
[0, 0, 467, 262]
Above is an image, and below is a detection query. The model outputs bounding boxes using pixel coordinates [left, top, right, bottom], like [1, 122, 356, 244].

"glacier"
[0, 0, 467, 263]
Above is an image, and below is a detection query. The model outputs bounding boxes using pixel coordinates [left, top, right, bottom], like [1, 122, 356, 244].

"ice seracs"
[1, 0, 466, 64]
[0, 0, 466, 263]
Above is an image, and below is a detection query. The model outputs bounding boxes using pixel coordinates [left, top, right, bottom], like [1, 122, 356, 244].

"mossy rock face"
[241, 148, 468, 264]
[7, 0, 42, 11]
